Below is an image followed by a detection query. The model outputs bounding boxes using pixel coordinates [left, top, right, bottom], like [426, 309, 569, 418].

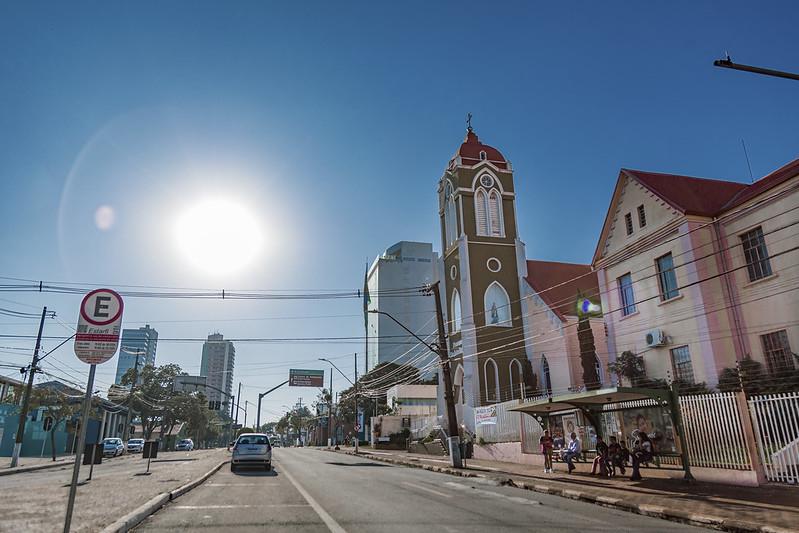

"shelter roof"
[507, 386, 672, 415]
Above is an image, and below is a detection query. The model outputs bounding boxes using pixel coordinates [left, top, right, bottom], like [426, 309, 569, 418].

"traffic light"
[215, 400, 221, 410]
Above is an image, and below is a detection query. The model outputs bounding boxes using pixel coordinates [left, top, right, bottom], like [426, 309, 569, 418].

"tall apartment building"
[365, 241, 439, 378]
[114, 325, 158, 384]
[200, 333, 235, 410]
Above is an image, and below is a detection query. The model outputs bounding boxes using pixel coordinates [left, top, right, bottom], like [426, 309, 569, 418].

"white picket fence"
[680, 393, 751, 470]
[749, 392, 799, 483]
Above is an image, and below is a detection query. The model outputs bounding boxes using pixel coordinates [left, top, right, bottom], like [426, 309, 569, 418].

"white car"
[127, 438, 144, 453]
[102, 438, 124, 457]
[176, 438, 194, 451]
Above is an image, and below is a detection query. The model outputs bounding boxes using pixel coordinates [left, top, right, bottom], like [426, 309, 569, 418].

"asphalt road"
[0, 448, 226, 532]
[136, 447, 705, 532]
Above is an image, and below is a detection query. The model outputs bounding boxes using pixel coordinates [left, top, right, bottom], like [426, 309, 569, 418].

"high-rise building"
[200, 333, 235, 411]
[114, 325, 158, 384]
[365, 241, 439, 378]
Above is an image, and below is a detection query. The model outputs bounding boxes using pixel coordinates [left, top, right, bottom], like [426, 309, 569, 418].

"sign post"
[64, 289, 123, 533]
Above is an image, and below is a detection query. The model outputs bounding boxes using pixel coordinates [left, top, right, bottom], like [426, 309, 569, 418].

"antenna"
[741, 139, 754, 183]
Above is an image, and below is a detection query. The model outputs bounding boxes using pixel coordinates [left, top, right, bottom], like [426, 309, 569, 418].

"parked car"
[102, 438, 124, 457]
[127, 438, 145, 453]
[176, 438, 194, 451]
[231, 433, 272, 472]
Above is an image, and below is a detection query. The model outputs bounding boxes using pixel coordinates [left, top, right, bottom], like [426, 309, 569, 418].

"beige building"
[592, 158, 799, 387]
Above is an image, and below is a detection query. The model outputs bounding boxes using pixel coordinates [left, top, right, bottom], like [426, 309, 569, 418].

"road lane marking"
[401, 482, 452, 498]
[206, 483, 276, 486]
[173, 505, 309, 509]
[281, 467, 347, 533]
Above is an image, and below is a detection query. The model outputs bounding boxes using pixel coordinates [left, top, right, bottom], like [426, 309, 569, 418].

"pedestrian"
[590, 435, 608, 475]
[630, 433, 653, 481]
[606, 435, 623, 476]
[539, 430, 554, 473]
[563, 432, 581, 473]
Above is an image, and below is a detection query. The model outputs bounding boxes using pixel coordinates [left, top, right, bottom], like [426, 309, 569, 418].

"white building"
[365, 241, 440, 378]
[200, 333, 235, 411]
[386, 384, 438, 417]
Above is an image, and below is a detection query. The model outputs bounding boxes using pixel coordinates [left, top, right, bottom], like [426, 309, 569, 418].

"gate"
[749, 392, 799, 483]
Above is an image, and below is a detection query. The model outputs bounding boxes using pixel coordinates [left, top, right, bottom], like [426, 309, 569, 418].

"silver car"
[127, 438, 144, 453]
[102, 437, 124, 457]
[231, 433, 272, 472]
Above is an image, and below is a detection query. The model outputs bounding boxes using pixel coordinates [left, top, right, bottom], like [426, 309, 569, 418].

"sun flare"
[175, 198, 263, 275]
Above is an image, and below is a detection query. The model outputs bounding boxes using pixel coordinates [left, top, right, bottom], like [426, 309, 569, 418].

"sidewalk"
[336, 447, 799, 533]
[0, 454, 80, 476]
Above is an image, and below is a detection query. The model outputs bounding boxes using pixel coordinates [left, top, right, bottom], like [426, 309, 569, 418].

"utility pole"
[122, 349, 140, 446]
[10, 307, 47, 468]
[354, 352, 359, 454]
[427, 281, 462, 468]
[328, 370, 333, 447]
[233, 382, 242, 437]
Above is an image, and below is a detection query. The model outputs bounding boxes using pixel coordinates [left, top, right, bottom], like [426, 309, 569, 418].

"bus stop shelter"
[507, 385, 694, 481]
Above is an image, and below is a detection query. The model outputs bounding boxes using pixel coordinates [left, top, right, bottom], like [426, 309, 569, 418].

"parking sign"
[74, 289, 123, 365]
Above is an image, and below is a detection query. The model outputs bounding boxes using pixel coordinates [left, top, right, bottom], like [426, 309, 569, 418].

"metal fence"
[409, 415, 440, 440]
[749, 392, 799, 483]
[680, 393, 751, 470]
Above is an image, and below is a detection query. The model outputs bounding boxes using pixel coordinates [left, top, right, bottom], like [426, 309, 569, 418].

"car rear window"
[238, 436, 268, 445]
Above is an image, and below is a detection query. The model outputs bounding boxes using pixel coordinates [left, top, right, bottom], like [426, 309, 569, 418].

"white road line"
[281, 467, 347, 533]
[173, 505, 308, 509]
[401, 481, 452, 498]
[206, 483, 275, 486]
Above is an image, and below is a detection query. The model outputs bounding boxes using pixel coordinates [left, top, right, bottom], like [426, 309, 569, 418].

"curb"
[335, 450, 797, 533]
[100, 460, 228, 533]
[0, 453, 140, 477]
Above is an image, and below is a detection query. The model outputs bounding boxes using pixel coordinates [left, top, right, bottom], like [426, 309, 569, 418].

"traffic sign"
[74, 288, 124, 365]
[289, 369, 325, 387]
[355, 424, 362, 431]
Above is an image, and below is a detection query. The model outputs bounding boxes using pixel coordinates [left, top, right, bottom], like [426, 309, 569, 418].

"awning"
[507, 386, 672, 415]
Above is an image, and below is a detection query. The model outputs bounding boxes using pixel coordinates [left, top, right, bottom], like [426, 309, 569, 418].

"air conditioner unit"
[645, 330, 666, 348]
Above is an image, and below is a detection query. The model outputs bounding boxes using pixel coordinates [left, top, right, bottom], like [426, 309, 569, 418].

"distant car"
[231, 433, 272, 472]
[176, 438, 194, 451]
[127, 438, 144, 453]
[102, 438, 124, 457]
[272, 441, 281, 448]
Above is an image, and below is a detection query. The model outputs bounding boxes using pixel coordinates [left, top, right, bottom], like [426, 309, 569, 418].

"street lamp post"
[256, 380, 289, 432]
[319, 358, 356, 450]
[368, 281, 462, 468]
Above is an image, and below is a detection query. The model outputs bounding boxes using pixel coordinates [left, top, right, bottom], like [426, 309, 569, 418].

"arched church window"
[489, 190, 503, 237]
[484, 282, 511, 326]
[475, 189, 488, 236]
[479, 150, 487, 161]
[444, 182, 457, 247]
[594, 353, 604, 386]
[451, 289, 461, 332]
[484, 358, 499, 403]
[509, 359, 523, 400]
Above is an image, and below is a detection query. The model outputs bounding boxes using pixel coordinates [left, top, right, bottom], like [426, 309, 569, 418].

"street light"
[368, 284, 463, 468]
[319, 357, 359, 453]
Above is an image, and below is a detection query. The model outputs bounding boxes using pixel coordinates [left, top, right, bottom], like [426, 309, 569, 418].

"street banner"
[475, 405, 498, 426]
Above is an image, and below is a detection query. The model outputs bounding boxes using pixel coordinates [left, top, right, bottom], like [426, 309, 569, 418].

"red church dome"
[456, 130, 507, 170]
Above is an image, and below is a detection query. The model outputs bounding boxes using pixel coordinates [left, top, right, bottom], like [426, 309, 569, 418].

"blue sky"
[1, 2, 797, 423]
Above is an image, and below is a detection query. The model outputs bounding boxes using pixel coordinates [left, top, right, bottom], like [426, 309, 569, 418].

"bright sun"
[175, 198, 263, 276]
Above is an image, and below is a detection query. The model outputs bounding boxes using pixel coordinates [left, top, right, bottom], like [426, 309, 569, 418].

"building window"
[625, 213, 634, 235]
[638, 205, 647, 228]
[479, 150, 487, 161]
[484, 282, 511, 326]
[444, 182, 458, 248]
[451, 289, 461, 332]
[509, 359, 523, 400]
[741, 227, 773, 282]
[484, 358, 499, 403]
[475, 186, 503, 237]
[594, 354, 604, 386]
[656, 253, 679, 301]
[618, 273, 636, 316]
[760, 330, 795, 375]
[670, 346, 694, 383]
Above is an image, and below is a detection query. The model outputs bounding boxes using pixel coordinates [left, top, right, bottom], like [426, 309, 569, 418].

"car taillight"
[233, 443, 238, 451]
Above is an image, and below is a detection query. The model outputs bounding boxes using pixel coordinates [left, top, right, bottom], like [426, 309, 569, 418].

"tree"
[576, 290, 602, 391]
[607, 351, 645, 386]
[718, 356, 799, 396]
[16, 385, 90, 461]
[119, 363, 184, 440]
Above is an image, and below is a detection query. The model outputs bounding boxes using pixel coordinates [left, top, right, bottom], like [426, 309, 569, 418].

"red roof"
[456, 130, 507, 169]
[722, 157, 799, 212]
[524, 260, 600, 320]
[622, 169, 747, 216]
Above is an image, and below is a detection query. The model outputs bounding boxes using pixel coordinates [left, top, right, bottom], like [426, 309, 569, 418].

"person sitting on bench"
[563, 432, 581, 474]
[590, 435, 609, 475]
[630, 433, 653, 481]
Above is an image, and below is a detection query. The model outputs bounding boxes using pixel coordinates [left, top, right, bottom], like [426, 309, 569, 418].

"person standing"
[539, 430, 554, 473]
[563, 432, 581, 473]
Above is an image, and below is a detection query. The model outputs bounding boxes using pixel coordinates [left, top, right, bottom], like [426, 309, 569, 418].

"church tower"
[438, 126, 531, 416]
